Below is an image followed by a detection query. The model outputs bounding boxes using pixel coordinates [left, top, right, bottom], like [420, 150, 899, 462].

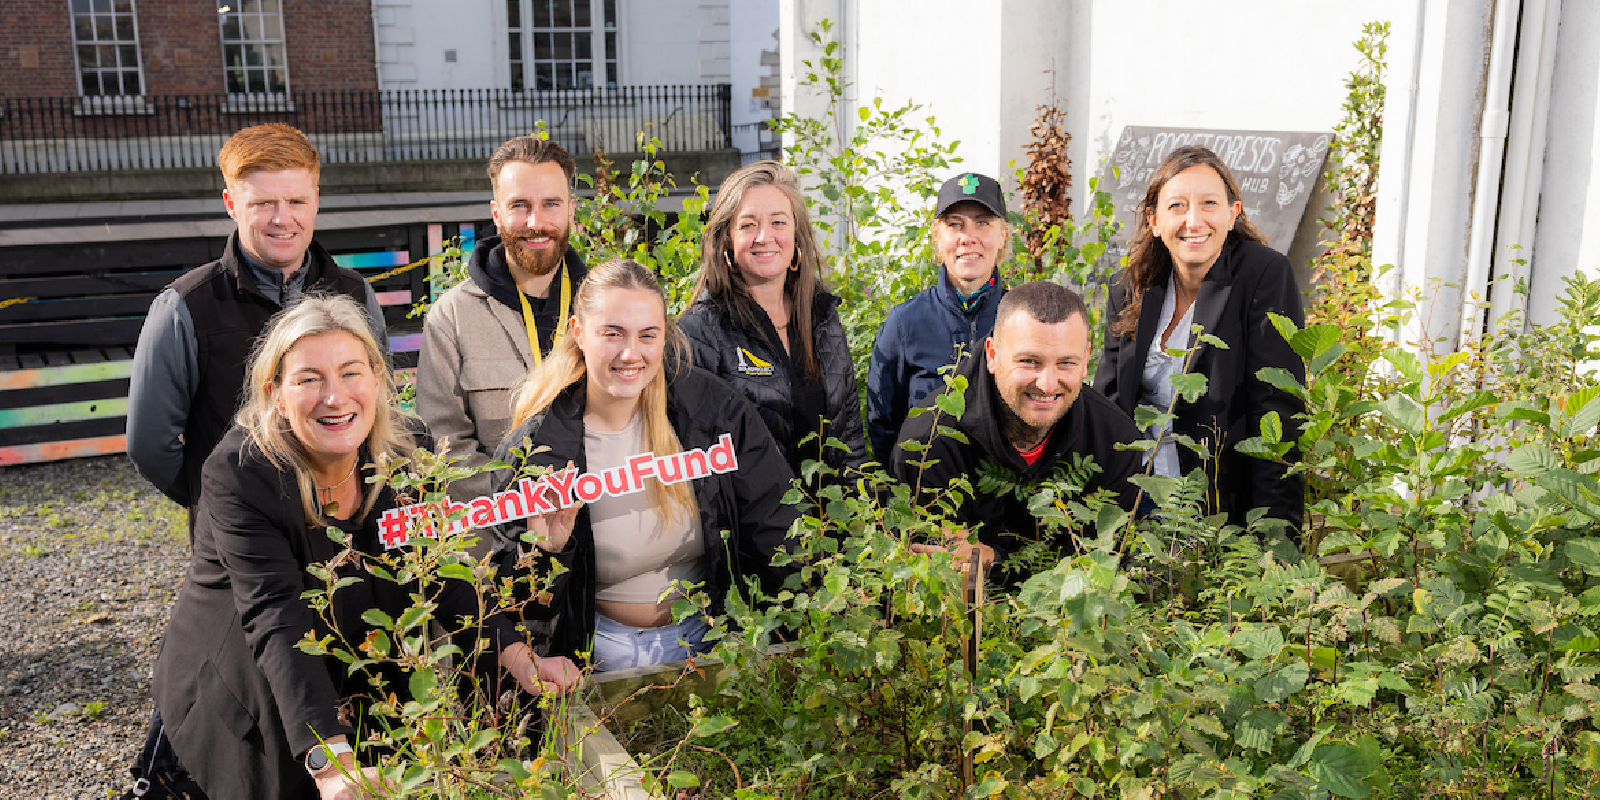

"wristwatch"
[304, 741, 355, 776]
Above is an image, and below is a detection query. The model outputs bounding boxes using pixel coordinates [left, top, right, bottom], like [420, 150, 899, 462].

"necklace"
[319, 462, 357, 517]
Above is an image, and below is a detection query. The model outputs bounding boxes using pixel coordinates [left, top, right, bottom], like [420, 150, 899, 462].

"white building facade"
[371, 0, 780, 157]
[780, 0, 1593, 353]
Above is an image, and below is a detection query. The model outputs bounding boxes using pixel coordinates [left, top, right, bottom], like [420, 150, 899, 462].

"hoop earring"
[789, 251, 799, 272]
[724, 250, 738, 274]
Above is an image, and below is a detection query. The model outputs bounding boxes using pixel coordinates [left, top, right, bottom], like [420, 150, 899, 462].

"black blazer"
[1095, 236, 1306, 530]
[153, 427, 514, 800]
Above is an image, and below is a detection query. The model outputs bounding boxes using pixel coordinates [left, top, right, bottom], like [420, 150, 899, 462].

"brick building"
[3, 0, 377, 99]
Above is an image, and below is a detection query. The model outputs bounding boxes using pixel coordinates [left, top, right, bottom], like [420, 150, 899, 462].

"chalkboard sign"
[1094, 126, 1332, 255]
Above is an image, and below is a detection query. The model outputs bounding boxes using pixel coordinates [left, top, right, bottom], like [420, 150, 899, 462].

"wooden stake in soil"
[961, 549, 984, 788]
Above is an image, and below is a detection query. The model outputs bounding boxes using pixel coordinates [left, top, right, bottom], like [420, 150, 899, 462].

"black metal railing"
[732, 121, 781, 165]
[0, 85, 733, 174]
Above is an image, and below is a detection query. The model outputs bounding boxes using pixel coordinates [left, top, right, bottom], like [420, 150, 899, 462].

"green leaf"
[398, 765, 431, 794]
[1134, 404, 1175, 431]
[933, 390, 965, 420]
[1255, 661, 1310, 702]
[1507, 444, 1562, 478]
[1290, 324, 1341, 362]
[1441, 390, 1498, 422]
[1234, 708, 1287, 751]
[1256, 366, 1307, 398]
[1309, 743, 1371, 798]
[397, 603, 433, 633]
[1565, 391, 1600, 438]
[1268, 313, 1301, 353]
[689, 714, 739, 738]
[1308, 341, 1347, 376]
[437, 563, 475, 583]
[1377, 393, 1425, 436]
[497, 758, 531, 781]
[1234, 626, 1285, 660]
[409, 668, 438, 700]
[1170, 372, 1208, 403]
[969, 773, 1006, 796]
[1566, 539, 1600, 576]
[666, 771, 702, 789]
[1261, 411, 1283, 444]
[361, 609, 395, 630]
[464, 728, 498, 753]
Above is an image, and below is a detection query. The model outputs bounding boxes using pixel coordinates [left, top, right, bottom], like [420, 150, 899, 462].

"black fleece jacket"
[488, 364, 801, 661]
[890, 347, 1143, 575]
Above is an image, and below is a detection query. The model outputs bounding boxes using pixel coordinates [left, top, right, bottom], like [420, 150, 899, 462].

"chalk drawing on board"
[1096, 126, 1332, 255]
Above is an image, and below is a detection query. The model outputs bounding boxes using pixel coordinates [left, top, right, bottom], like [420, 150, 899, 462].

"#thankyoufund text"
[379, 433, 739, 549]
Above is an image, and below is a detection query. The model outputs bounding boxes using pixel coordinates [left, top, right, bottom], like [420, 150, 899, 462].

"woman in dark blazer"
[1096, 145, 1306, 530]
[150, 295, 571, 800]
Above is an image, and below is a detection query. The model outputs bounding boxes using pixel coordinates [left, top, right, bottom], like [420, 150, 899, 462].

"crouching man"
[890, 281, 1143, 581]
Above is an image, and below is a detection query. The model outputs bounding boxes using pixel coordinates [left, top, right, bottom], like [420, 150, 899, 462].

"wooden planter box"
[557, 646, 801, 799]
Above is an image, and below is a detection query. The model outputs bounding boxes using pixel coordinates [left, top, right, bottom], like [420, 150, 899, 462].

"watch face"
[306, 746, 330, 772]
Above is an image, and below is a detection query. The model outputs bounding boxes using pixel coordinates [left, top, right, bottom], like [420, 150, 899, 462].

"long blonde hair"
[235, 293, 413, 525]
[509, 259, 696, 521]
[692, 160, 823, 380]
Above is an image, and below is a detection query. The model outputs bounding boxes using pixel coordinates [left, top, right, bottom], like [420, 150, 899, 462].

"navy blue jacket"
[866, 268, 1004, 459]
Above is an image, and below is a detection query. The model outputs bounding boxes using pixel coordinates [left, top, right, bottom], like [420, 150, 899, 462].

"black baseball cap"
[934, 172, 1006, 218]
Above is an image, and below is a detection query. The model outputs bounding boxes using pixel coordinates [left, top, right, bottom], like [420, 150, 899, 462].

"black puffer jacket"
[677, 290, 867, 477]
[488, 364, 801, 661]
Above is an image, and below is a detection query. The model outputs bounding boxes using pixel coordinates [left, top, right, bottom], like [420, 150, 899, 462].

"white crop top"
[584, 413, 708, 603]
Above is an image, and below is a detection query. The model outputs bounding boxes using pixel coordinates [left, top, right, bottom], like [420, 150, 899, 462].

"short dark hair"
[994, 281, 1088, 330]
[487, 136, 576, 190]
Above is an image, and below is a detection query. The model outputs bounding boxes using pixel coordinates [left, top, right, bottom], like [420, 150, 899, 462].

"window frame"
[217, 0, 291, 98]
[68, 0, 148, 100]
[505, 0, 619, 93]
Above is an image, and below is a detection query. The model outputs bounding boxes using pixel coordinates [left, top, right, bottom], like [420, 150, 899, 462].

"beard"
[503, 225, 570, 278]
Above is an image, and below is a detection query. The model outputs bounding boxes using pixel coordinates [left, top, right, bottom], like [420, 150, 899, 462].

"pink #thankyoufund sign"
[378, 433, 739, 549]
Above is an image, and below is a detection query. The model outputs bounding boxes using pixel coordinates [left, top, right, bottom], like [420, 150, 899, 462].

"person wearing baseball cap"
[866, 172, 1012, 459]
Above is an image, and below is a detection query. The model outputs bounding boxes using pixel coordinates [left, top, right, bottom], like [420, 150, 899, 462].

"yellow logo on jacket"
[736, 347, 774, 376]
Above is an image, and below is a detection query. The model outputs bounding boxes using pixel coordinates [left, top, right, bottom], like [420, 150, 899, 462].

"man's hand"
[910, 527, 994, 578]
[501, 642, 583, 695]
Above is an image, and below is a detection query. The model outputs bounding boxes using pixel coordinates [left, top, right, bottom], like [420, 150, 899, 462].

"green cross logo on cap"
[959, 174, 979, 195]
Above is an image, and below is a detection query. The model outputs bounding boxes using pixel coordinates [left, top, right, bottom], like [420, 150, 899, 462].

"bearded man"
[417, 136, 588, 509]
[891, 281, 1143, 584]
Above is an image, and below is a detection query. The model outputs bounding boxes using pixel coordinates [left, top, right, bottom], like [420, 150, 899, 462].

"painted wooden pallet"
[0, 221, 479, 466]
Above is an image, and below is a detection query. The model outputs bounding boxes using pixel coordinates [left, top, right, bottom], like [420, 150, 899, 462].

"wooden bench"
[0, 221, 481, 466]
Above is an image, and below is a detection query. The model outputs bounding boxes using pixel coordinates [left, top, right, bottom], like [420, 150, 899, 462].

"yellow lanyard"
[516, 263, 571, 368]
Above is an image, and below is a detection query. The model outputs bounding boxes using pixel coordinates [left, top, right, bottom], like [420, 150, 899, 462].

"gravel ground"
[0, 456, 189, 800]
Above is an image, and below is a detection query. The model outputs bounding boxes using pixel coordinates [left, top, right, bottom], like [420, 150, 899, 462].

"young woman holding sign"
[491, 258, 800, 673]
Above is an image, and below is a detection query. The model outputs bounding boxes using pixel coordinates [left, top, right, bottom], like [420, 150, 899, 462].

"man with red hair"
[125, 123, 385, 796]
[127, 123, 384, 512]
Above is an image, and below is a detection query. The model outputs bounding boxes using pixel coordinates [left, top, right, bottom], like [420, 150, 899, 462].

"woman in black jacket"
[149, 295, 567, 800]
[677, 160, 867, 480]
[1095, 145, 1306, 531]
[492, 258, 800, 674]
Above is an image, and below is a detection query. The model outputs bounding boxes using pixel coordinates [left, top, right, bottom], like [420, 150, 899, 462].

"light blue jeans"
[592, 612, 711, 673]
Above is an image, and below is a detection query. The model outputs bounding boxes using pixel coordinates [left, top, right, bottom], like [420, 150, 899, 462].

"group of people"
[119, 122, 1304, 799]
